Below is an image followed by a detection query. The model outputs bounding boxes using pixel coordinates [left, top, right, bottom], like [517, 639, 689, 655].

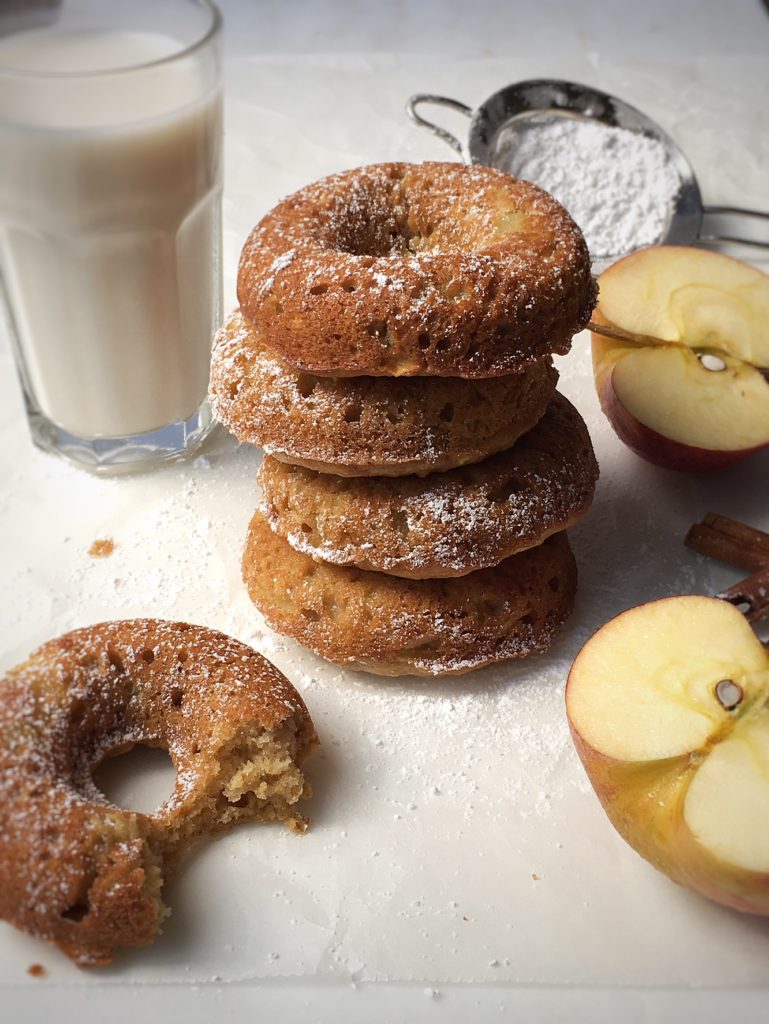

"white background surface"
[1, 1, 769, 1020]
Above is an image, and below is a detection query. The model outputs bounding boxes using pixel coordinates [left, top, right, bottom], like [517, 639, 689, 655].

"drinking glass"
[0, 0, 223, 472]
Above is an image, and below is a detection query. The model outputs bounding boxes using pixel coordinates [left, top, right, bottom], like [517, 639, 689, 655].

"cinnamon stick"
[685, 514, 769, 573]
[718, 569, 769, 625]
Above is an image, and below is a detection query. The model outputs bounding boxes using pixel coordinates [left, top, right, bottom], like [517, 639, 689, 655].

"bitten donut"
[243, 510, 577, 677]
[210, 309, 558, 476]
[237, 162, 596, 378]
[257, 393, 598, 578]
[0, 620, 317, 967]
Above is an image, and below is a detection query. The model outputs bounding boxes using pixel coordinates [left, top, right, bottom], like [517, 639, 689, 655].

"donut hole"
[296, 374, 317, 399]
[321, 591, 340, 619]
[170, 687, 185, 708]
[342, 403, 362, 423]
[331, 208, 405, 258]
[520, 612, 537, 628]
[406, 638, 440, 657]
[107, 644, 125, 674]
[61, 901, 90, 923]
[366, 320, 388, 341]
[93, 744, 177, 815]
[70, 697, 88, 727]
[301, 608, 320, 622]
[417, 333, 431, 352]
[391, 509, 410, 537]
[309, 283, 329, 296]
[488, 475, 523, 504]
[463, 339, 483, 364]
[140, 648, 155, 665]
[481, 599, 506, 618]
[444, 279, 470, 301]
[341, 278, 357, 293]
[439, 402, 455, 423]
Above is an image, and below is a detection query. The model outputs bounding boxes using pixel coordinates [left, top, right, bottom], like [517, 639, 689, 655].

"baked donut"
[210, 309, 558, 477]
[257, 393, 598, 579]
[0, 620, 317, 967]
[243, 510, 577, 677]
[237, 162, 596, 378]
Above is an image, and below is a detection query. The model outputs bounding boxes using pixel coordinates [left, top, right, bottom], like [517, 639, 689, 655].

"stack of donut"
[210, 162, 599, 676]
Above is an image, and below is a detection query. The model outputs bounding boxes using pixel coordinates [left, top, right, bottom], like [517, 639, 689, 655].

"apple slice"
[591, 246, 769, 471]
[566, 595, 769, 914]
[598, 342, 769, 471]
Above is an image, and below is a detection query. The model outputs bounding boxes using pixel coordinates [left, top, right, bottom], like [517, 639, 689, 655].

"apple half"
[591, 246, 769, 471]
[566, 595, 769, 915]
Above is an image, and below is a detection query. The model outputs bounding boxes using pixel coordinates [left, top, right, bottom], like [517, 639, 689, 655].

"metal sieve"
[406, 79, 769, 263]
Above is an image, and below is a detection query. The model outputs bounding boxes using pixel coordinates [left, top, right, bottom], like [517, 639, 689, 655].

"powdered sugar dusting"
[257, 393, 597, 577]
[0, 619, 314, 963]
[210, 309, 555, 475]
[501, 117, 681, 258]
[237, 162, 594, 376]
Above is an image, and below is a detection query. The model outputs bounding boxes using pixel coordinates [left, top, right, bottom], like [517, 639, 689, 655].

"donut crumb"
[27, 964, 46, 977]
[88, 537, 115, 558]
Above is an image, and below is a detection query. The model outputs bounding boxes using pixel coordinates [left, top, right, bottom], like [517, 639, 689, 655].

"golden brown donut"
[237, 162, 596, 378]
[0, 620, 317, 967]
[243, 510, 577, 677]
[210, 309, 558, 477]
[257, 393, 598, 579]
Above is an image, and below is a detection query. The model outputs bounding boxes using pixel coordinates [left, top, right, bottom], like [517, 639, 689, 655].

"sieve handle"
[405, 94, 472, 161]
[699, 205, 769, 251]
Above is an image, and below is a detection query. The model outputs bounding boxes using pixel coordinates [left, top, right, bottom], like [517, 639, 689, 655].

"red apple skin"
[598, 368, 767, 473]
[566, 611, 769, 916]
[591, 326, 769, 472]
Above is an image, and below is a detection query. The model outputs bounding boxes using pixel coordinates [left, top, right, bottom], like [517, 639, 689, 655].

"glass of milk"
[0, 0, 222, 472]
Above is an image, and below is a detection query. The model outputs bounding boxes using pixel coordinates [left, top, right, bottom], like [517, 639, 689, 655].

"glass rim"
[0, 0, 222, 80]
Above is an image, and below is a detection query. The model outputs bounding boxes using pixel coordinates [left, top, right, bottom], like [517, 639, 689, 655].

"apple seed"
[715, 678, 743, 710]
[698, 353, 727, 372]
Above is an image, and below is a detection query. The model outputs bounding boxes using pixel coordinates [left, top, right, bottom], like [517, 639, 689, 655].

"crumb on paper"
[532, 873, 541, 881]
[88, 537, 115, 558]
[27, 964, 46, 978]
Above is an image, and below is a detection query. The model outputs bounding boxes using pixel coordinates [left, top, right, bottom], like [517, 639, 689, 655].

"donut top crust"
[209, 309, 558, 477]
[257, 392, 598, 578]
[237, 162, 596, 378]
[0, 620, 317, 966]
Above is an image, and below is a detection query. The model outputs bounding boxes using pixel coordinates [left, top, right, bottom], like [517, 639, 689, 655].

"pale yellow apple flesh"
[567, 595, 769, 913]
[685, 718, 769, 873]
[611, 345, 769, 451]
[596, 246, 769, 366]
[591, 247, 769, 470]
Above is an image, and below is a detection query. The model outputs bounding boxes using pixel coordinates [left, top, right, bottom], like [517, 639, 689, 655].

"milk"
[0, 29, 222, 439]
